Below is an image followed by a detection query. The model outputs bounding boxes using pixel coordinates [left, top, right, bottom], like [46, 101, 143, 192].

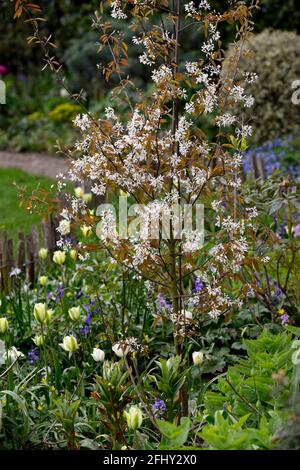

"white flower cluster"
[73, 114, 91, 131]
[185, 0, 210, 17]
[110, 0, 127, 20]
[151, 65, 173, 84]
[244, 72, 259, 84]
[236, 124, 252, 138]
[216, 113, 236, 127]
[105, 107, 117, 120]
[230, 85, 254, 108]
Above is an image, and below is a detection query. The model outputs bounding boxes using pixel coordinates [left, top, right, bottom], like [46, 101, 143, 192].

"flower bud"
[192, 351, 204, 366]
[39, 248, 48, 260]
[74, 187, 84, 199]
[112, 342, 129, 358]
[34, 303, 48, 323]
[83, 193, 92, 203]
[124, 406, 143, 431]
[47, 309, 54, 321]
[39, 275, 48, 286]
[59, 219, 71, 236]
[68, 306, 81, 321]
[60, 335, 78, 353]
[3, 346, 24, 362]
[53, 250, 66, 265]
[0, 317, 9, 334]
[91, 347, 105, 362]
[80, 225, 92, 237]
[32, 334, 44, 347]
[69, 249, 78, 261]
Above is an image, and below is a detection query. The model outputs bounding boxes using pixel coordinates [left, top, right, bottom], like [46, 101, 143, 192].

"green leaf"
[240, 137, 248, 151]
[157, 417, 190, 448]
[285, 325, 300, 338]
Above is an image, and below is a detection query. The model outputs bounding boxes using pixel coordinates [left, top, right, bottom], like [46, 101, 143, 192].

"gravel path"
[0, 150, 69, 179]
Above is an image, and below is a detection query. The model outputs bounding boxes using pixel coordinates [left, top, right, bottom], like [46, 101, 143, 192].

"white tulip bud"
[112, 342, 129, 358]
[3, 346, 24, 362]
[60, 335, 78, 353]
[182, 310, 193, 321]
[53, 250, 66, 265]
[38, 248, 48, 260]
[68, 306, 81, 321]
[74, 187, 84, 199]
[69, 249, 78, 261]
[81, 225, 92, 237]
[39, 276, 48, 286]
[124, 406, 143, 430]
[91, 347, 105, 362]
[192, 351, 204, 366]
[32, 334, 44, 347]
[34, 303, 48, 323]
[0, 317, 9, 334]
[83, 193, 92, 203]
[47, 309, 54, 320]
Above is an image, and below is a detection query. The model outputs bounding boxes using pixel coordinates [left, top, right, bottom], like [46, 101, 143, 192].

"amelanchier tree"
[15, 0, 261, 417]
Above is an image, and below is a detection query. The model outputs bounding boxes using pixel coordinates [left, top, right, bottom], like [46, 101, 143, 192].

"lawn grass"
[0, 167, 56, 244]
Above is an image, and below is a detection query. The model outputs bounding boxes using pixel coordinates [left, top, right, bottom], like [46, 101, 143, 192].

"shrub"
[49, 102, 81, 124]
[225, 29, 300, 144]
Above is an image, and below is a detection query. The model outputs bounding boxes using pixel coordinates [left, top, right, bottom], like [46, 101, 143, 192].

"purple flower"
[156, 293, 172, 312]
[294, 224, 300, 238]
[79, 325, 90, 336]
[152, 398, 167, 417]
[273, 284, 284, 303]
[79, 300, 101, 336]
[56, 284, 65, 303]
[28, 347, 39, 365]
[86, 311, 92, 325]
[194, 277, 205, 293]
[46, 291, 54, 301]
[76, 290, 83, 299]
[281, 313, 289, 326]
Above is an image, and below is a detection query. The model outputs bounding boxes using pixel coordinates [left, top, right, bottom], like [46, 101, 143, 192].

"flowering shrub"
[57, 1, 262, 382]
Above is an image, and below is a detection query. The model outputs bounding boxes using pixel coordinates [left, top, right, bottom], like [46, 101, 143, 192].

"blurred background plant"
[0, 0, 300, 452]
[1, 0, 300, 154]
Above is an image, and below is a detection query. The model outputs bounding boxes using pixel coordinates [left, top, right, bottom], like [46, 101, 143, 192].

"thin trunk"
[169, 0, 188, 418]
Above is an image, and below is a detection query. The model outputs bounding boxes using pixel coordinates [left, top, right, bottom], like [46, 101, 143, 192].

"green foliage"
[49, 103, 81, 123]
[149, 356, 188, 421]
[199, 330, 298, 449]
[204, 331, 293, 421]
[240, 174, 300, 326]
[200, 411, 278, 450]
[157, 417, 190, 449]
[92, 361, 131, 448]
[0, 73, 78, 152]
[254, 1, 300, 34]
[53, 393, 81, 449]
